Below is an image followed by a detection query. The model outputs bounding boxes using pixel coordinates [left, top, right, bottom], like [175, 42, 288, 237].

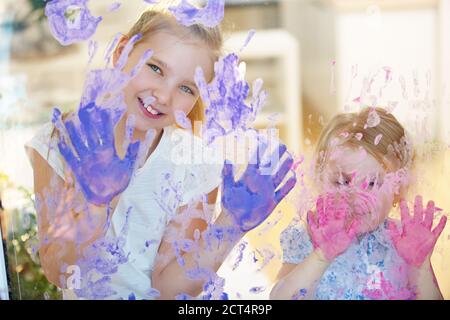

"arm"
[409, 257, 444, 300]
[270, 250, 330, 300]
[153, 141, 297, 299]
[271, 192, 361, 300]
[31, 149, 110, 287]
[152, 189, 244, 299]
[387, 196, 447, 300]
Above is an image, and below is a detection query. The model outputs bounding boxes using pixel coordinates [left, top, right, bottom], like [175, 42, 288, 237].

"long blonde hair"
[313, 107, 414, 177]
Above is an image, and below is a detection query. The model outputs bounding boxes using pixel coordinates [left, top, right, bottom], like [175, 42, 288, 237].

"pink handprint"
[307, 192, 360, 261]
[387, 196, 447, 268]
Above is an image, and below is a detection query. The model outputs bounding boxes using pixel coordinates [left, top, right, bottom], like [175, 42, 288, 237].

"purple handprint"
[45, 0, 102, 46]
[196, 53, 266, 145]
[53, 104, 140, 206]
[221, 141, 297, 232]
[52, 34, 154, 206]
[169, 0, 225, 28]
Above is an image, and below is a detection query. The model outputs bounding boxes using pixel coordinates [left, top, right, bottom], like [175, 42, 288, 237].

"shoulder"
[24, 122, 66, 181]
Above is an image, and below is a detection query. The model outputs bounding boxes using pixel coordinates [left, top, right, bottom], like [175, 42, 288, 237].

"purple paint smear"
[87, 40, 98, 65]
[231, 242, 247, 271]
[176, 268, 228, 300]
[169, 0, 225, 28]
[35, 177, 99, 248]
[174, 110, 193, 131]
[108, 2, 121, 12]
[291, 288, 307, 300]
[240, 29, 256, 52]
[71, 207, 132, 299]
[45, 0, 102, 46]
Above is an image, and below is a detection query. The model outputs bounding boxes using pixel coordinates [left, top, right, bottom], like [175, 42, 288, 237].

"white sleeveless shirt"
[25, 123, 224, 300]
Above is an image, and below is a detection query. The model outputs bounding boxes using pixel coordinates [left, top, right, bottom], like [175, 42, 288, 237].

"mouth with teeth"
[138, 97, 165, 119]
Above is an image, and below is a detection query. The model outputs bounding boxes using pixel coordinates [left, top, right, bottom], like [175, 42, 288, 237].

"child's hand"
[221, 141, 297, 232]
[52, 35, 154, 206]
[53, 105, 140, 206]
[387, 196, 447, 268]
[307, 192, 360, 262]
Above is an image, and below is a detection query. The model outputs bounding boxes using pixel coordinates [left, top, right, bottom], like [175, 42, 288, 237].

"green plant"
[10, 0, 48, 33]
[1, 173, 61, 300]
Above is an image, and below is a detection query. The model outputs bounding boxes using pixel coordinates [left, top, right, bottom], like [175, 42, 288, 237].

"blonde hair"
[124, 4, 223, 124]
[313, 107, 414, 177]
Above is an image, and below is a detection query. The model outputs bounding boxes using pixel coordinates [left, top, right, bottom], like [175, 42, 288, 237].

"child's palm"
[388, 196, 447, 267]
[221, 142, 296, 232]
[308, 192, 359, 261]
[54, 105, 140, 206]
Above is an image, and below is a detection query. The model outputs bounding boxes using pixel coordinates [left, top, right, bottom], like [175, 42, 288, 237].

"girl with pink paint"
[270, 107, 447, 300]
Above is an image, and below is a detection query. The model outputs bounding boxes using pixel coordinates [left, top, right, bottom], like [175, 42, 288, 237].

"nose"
[153, 83, 172, 107]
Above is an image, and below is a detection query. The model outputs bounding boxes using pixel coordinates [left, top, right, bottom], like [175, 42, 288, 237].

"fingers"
[124, 140, 140, 164]
[79, 102, 101, 149]
[98, 109, 113, 146]
[222, 160, 235, 187]
[115, 33, 142, 71]
[387, 220, 401, 243]
[52, 108, 65, 135]
[58, 139, 80, 170]
[413, 195, 424, 222]
[135, 129, 156, 169]
[274, 171, 296, 204]
[174, 110, 192, 131]
[64, 119, 88, 159]
[249, 138, 268, 166]
[122, 115, 136, 153]
[130, 49, 153, 78]
[307, 210, 318, 230]
[272, 154, 294, 188]
[423, 200, 435, 229]
[347, 218, 360, 239]
[432, 215, 447, 239]
[316, 195, 326, 220]
[271, 143, 287, 166]
[104, 32, 122, 65]
[260, 142, 288, 176]
[399, 199, 411, 225]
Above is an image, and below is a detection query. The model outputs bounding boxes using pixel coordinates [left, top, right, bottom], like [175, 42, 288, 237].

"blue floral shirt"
[280, 219, 415, 300]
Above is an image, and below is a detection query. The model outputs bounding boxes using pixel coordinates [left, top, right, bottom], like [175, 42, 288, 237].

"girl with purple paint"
[25, 3, 295, 300]
[271, 107, 447, 300]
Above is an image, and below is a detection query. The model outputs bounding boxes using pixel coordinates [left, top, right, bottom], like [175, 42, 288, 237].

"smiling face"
[319, 144, 395, 234]
[113, 30, 215, 134]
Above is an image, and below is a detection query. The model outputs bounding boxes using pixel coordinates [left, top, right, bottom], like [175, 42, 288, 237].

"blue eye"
[180, 85, 194, 95]
[148, 64, 162, 75]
